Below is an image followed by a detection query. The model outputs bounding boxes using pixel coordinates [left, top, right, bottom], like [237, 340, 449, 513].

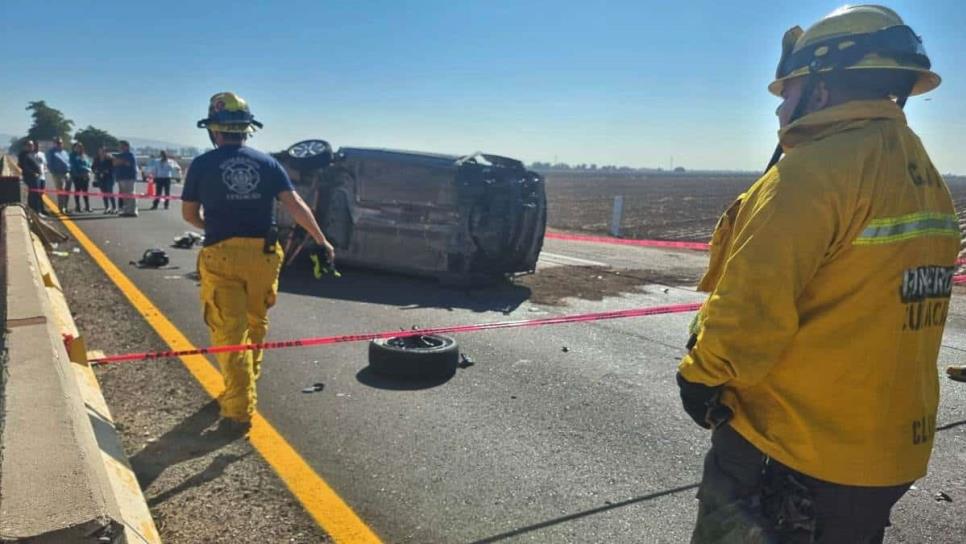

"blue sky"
[2, 1, 964, 172]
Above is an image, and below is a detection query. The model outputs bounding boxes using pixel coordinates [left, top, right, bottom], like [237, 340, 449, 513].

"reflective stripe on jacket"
[679, 100, 959, 486]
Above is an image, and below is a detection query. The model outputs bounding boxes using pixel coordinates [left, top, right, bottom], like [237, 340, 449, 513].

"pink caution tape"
[89, 302, 703, 365]
[31, 188, 181, 201]
[545, 231, 710, 251]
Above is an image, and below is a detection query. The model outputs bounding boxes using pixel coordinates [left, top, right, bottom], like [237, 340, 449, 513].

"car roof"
[338, 147, 461, 166]
[338, 147, 526, 170]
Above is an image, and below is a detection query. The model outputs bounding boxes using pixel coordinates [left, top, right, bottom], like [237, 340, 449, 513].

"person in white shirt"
[32, 145, 48, 212]
[150, 150, 183, 210]
[33, 146, 47, 181]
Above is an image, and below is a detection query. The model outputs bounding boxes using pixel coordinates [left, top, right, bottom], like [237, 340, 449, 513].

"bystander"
[69, 142, 93, 213]
[150, 150, 182, 210]
[17, 140, 45, 214]
[113, 140, 139, 217]
[93, 147, 117, 214]
[46, 137, 70, 214]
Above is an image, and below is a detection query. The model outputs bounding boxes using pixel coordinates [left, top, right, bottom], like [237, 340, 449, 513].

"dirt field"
[544, 171, 966, 242]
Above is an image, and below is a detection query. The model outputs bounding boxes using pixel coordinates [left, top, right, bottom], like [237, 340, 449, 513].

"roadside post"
[0, 153, 22, 204]
[610, 195, 624, 237]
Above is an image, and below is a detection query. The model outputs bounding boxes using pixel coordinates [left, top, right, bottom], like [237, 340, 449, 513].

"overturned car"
[274, 140, 546, 284]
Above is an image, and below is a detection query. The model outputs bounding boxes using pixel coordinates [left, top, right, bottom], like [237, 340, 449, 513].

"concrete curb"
[0, 206, 159, 543]
[34, 229, 159, 542]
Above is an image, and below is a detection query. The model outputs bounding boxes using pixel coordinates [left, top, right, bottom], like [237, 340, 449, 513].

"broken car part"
[131, 248, 170, 268]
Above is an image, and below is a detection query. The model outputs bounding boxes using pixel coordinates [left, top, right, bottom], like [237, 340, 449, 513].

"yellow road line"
[44, 196, 382, 544]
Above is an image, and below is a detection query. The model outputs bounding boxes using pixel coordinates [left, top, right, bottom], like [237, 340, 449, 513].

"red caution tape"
[30, 188, 181, 201]
[89, 302, 703, 365]
[545, 231, 709, 251]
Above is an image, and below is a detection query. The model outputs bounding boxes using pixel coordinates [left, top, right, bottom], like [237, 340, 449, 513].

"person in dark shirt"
[93, 147, 117, 214]
[182, 91, 334, 432]
[113, 140, 139, 217]
[69, 142, 93, 213]
[17, 140, 45, 214]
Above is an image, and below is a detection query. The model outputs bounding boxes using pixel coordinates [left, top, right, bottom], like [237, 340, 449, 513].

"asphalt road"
[64, 190, 966, 543]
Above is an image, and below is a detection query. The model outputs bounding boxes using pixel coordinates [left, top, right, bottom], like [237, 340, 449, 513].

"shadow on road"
[279, 265, 532, 314]
[355, 366, 455, 390]
[147, 451, 252, 507]
[467, 482, 699, 543]
[56, 214, 119, 222]
[130, 400, 245, 490]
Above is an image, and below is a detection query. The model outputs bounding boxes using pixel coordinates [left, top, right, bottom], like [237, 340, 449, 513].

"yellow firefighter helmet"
[769, 5, 940, 97]
[196, 91, 263, 134]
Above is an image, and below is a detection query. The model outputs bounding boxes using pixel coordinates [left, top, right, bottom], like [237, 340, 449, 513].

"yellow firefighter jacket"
[679, 100, 959, 486]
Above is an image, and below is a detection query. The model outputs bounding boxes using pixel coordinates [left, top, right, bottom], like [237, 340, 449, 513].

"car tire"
[285, 139, 334, 170]
[368, 335, 459, 379]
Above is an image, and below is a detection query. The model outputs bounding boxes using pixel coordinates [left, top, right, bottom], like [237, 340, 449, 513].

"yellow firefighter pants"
[198, 238, 283, 422]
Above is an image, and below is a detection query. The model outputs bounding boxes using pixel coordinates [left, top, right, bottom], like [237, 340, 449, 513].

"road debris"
[935, 491, 953, 502]
[562, 346, 570, 353]
[301, 382, 325, 394]
[172, 231, 204, 249]
[459, 354, 475, 368]
[130, 248, 171, 269]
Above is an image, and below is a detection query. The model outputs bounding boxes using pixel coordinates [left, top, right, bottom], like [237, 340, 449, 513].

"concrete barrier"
[0, 206, 160, 543]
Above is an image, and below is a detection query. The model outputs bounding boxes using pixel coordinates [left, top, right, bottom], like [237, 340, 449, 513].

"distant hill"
[2, 132, 194, 151]
[118, 136, 194, 150]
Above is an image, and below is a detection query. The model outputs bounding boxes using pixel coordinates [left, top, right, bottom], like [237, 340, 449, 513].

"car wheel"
[286, 139, 333, 170]
[368, 335, 459, 379]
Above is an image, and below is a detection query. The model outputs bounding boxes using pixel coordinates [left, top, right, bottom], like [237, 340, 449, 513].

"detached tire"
[369, 335, 459, 379]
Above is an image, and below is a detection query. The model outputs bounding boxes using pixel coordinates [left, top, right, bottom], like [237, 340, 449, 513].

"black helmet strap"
[765, 73, 820, 172]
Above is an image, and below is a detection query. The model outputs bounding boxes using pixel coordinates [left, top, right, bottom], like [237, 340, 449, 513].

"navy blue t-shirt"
[112, 151, 138, 179]
[182, 145, 294, 246]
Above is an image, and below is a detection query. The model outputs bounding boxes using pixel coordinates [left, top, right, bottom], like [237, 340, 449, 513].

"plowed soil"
[544, 172, 966, 243]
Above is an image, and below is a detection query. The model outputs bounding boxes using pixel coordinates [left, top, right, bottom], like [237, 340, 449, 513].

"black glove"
[310, 249, 341, 279]
[677, 372, 732, 429]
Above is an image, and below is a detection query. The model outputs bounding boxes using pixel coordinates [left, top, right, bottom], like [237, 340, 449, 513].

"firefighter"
[676, 6, 956, 542]
[182, 92, 335, 431]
